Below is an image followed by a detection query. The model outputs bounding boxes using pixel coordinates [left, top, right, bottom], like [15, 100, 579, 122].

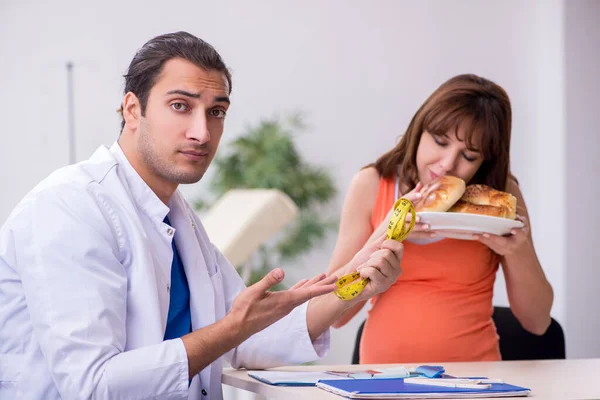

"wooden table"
[223, 358, 600, 399]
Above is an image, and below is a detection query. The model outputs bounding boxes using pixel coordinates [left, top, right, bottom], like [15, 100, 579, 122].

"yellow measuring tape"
[334, 197, 416, 301]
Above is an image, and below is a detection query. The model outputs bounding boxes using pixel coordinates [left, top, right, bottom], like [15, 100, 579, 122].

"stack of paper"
[248, 367, 411, 386]
[247, 371, 349, 386]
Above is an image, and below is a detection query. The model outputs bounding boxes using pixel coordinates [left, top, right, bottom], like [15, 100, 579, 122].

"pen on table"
[441, 374, 504, 384]
[404, 378, 491, 389]
[476, 378, 504, 384]
[426, 379, 484, 384]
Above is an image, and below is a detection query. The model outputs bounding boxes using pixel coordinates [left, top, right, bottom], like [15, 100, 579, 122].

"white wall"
[565, 0, 600, 359]
[0, 0, 593, 371]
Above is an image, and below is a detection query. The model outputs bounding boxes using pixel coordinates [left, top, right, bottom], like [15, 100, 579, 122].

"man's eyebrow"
[214, 96, 230, 104]
[167, 89, 200, 99]
[166, 89, 201, 98]
[165, 90, 230, 104]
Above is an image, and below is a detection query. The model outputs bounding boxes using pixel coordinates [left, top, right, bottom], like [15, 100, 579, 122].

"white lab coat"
[0, 143, 329, 400]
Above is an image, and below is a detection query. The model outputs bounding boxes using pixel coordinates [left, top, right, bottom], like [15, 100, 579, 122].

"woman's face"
[415, 127, 484, 185]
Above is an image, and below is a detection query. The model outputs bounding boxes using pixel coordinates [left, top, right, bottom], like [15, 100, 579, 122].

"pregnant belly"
[359, 282, 500, 364]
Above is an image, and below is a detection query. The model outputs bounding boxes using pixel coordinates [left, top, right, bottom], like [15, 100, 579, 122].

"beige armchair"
[200, 189, 298, 270]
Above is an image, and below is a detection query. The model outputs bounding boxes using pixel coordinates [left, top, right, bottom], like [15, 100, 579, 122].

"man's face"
[135, 58, 230, 186]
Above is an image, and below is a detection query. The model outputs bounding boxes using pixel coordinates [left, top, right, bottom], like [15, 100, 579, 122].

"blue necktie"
[163, 216, 192, 340]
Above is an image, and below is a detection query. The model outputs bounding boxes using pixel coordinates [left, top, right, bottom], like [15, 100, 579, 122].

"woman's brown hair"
[370, 74, 513, 192]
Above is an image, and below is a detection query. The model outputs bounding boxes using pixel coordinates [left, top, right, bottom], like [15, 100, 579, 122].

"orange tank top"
[360, 176, 501, 364]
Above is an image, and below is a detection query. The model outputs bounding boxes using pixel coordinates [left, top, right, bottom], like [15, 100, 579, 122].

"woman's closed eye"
[462, 153, 479, 162]
[433, 136, 447, 147]
[433, 134, 480, 161]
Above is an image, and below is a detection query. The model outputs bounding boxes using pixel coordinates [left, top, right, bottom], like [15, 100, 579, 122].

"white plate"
[416, 212, 524, 240]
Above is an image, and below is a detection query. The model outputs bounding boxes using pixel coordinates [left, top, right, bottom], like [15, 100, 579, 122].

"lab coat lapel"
[149, 231, 174, 336]
[168, 194, 216, 330]
[168, 194, 219, 388]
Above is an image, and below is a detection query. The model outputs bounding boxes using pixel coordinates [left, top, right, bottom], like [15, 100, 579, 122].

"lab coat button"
[202, 389, 207, 396]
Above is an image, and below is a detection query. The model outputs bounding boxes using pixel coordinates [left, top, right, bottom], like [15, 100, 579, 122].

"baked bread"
[414, 175, 466, 212]
[413, 177, 518, 220]
[448, 200, 510, 218]
[448, 184, 517, 219]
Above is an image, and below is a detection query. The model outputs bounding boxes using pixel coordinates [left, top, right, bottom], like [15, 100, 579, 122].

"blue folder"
[316, 378, 531, 398]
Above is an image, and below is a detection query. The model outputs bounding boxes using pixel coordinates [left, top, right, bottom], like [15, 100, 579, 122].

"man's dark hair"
[119, 31, 232, 131]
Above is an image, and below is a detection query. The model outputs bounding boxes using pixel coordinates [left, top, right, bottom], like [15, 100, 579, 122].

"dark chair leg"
[352, 320, 366, 364]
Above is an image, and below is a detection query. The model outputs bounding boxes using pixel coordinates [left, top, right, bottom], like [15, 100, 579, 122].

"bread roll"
[448, 200, 509, 218]
[458, 184, 517, 219]
[414, 175, 466, 212]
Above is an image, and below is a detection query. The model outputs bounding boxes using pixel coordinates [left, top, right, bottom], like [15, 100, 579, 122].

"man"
[0, 32, 408, 399]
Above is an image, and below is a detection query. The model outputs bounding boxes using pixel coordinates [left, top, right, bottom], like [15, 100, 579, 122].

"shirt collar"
[109, 141, 171, 224]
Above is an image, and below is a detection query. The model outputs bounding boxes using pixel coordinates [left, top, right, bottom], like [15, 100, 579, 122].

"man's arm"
[180, 268, 336, 378]
[207, 233, 404, 371]
[175, 196, 404, 373]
